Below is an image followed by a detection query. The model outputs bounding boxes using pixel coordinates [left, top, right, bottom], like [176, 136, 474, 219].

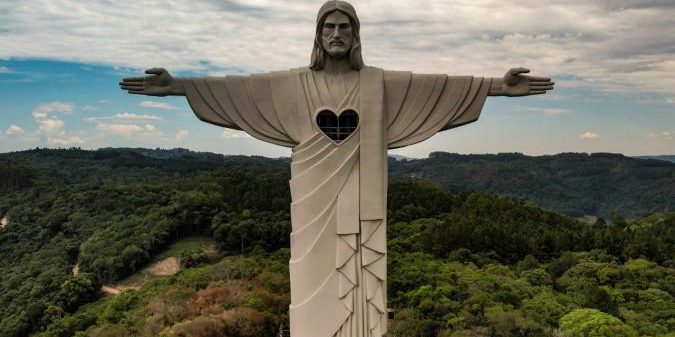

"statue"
[119, 2, 554, 336]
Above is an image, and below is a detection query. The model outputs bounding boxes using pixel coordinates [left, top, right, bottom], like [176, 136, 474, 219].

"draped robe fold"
[184, 66, 491, 337]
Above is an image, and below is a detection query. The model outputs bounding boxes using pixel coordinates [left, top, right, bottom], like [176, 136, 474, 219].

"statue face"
[321, 11, 353, 59]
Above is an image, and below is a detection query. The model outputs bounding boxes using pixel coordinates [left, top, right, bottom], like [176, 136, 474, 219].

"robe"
[183, 66, 491, 337]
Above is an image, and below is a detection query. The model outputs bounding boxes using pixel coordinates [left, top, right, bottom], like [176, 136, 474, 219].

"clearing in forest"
[102, 236, 217, 295]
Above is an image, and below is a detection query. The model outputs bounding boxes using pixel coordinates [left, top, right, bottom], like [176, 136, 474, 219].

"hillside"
[21, 191, 675, 337]
[33, 240, 675, 337]
[0, 148, 291, 337]
[0, 148, 673, 337]
[389, 152, 674, 218]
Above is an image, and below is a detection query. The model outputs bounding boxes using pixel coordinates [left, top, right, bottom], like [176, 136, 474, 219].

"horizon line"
[2, 146, 673, 159]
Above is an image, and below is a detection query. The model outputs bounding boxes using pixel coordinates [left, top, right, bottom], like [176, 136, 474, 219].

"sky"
[0, 0, 673, 158]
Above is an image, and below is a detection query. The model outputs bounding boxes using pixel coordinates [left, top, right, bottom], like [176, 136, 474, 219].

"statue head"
[310, 1, 364, 71]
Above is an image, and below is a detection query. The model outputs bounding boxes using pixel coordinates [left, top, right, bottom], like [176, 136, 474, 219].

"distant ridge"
[388, 154, 416, 161]
[99, 147, 194, 159]
[389, 151, 674, 219]
[1, 148, 672, 218]
[635, 155, 675, 163]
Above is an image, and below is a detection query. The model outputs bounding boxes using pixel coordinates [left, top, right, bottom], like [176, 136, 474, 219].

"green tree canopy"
[559, 309, 638, 337]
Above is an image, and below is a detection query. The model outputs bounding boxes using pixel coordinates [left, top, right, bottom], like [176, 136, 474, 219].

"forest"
[0, 147, 672, 337]
[389, 151, 674, 219]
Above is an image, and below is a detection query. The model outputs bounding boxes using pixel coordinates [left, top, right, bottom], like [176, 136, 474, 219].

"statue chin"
[325, 47, 349, 59]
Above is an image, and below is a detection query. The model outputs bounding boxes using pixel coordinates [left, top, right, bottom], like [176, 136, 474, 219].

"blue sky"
[1, 0, 673, 157]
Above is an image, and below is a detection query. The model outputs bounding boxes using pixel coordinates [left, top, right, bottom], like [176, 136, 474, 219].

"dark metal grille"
[316, 109, 359, 143]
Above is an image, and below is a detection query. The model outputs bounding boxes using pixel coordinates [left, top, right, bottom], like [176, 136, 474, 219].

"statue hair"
[310, 1, 364, 71]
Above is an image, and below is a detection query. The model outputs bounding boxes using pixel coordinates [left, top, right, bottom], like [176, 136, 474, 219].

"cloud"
[0, 0, 673, 98]
[86, 112, 162, 122]
[541, 108, 571, 116]
[31, 102, 74, 138]
[580, 131, 600, 139]
[525, 107, 573, 115]
[5, 125, 25, 135]
[30, 101, 84, 145]
[647, 131, 673, 140]
[32, 101, 74, 119]
[96, 123, 160, 138]
[48, 136, 85, 146]
[140, 101, 179, 110]
[222, 129, 250, 139]
[96, 123, 144, 136]
[175, 129, 189, 140]
[37, 118, 64, 135]
[32, 111, 48, 119]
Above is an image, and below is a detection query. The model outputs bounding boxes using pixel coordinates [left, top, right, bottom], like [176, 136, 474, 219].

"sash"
[359, 67, 386, 220]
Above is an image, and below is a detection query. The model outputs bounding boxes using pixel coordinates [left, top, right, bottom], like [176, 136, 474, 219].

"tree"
[121, 244, 149, 274]
[57, 274, 100, 312]
[559, 309, 637, 337]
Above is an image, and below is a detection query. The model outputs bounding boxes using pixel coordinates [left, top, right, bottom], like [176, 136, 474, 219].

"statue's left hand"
[501, 67, 554, 97]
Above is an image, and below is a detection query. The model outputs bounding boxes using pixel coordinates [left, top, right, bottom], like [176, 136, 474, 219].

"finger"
[530, 81, 555, 86]
[128, 90, 145, 95]
[529, 90, 546, 95]
[121, 85, 144, 91]
[119, 82, 144, 87]
[531, 85, 554, 90]
[526, 76, 551, 82]
[122, 77, 145, 82]
[119, 85, 144, 90]
[509, 67, 530, 76]
[145, 68, 165, 75]
[119, 80, 144, 85]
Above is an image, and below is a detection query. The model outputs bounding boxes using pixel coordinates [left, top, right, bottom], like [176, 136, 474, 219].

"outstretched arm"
[120, 67, 300, 147]
[119, 68, 189, 96]
[488, 67, 554, 97]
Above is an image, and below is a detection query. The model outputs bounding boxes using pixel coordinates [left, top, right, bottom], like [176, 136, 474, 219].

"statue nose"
[331, 27, 341, 37]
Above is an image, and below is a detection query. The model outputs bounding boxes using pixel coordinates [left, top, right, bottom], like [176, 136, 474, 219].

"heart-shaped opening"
[316, 109, 359, 143]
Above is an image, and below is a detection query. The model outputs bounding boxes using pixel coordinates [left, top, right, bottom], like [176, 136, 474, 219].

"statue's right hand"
[119, 68, 174, 96]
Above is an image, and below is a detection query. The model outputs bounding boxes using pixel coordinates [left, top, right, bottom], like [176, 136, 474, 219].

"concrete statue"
[119, 1, 554, 336]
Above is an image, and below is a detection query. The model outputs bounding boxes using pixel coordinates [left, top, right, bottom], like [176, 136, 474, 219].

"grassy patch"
[113, 236, 217, 289]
